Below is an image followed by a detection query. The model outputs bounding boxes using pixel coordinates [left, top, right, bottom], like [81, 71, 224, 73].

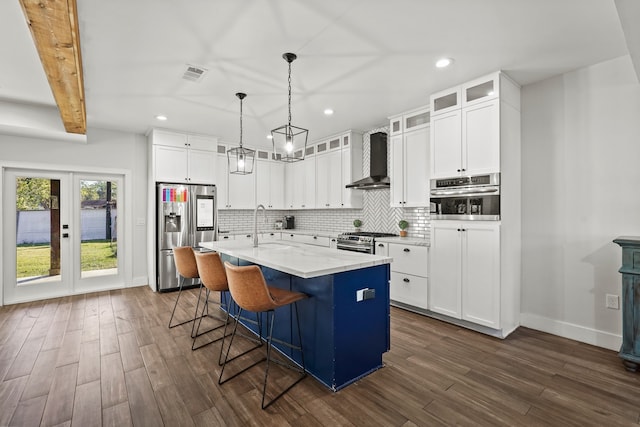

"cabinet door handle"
[403, 248, 410, 252]
[403, 278, 410, 283]
[378, 243, 384, 247]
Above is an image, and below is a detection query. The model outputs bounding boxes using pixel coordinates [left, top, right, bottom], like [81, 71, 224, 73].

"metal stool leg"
[168, 277, 205, 329]
[260, 304, 307, 410]
[191, 290, 232, 351]
[218, 308, 265, 385]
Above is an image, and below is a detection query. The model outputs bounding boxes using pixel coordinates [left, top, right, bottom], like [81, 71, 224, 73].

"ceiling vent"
[182, 64, 208, 82]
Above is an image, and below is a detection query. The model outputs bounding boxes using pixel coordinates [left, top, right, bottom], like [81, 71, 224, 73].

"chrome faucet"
[253, 204, 266, 247]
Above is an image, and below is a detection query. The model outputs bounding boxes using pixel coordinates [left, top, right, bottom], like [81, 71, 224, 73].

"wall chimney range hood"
[346, 132, 390, 190]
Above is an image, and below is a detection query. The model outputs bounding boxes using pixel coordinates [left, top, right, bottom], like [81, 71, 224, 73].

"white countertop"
[219, 229, 339, 238]
[199, 240, 392, 279]
[374, 236, 430, 247]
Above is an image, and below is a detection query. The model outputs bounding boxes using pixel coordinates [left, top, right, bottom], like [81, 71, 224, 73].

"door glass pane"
[434, 92, 458, 111]
[466, 80, 494, 102]
[80, 180, 118, 278]
[15, 177, 61, 284]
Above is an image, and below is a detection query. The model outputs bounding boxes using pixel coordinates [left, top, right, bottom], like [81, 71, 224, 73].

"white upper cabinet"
[430, 72, 506, 178]
[316, 147, 342, 209]
[389, 108, 430, 208]
[150, 129, 217, 184]
[256, 150, 285, 209]
[430, 110, 463, 178]
[217, 143, 255, 210]
[341, 132, 363, 209]
[313, 131, 363, 209]
[463, 99, 500, 175]
[216, 148, 229, 209]
[462, 73, 499, 107]
[289, 156, 315, 209]
[430, 87, 461, 116]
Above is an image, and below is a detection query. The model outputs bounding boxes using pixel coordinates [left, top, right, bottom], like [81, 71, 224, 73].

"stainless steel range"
[336, 232, 397, 254]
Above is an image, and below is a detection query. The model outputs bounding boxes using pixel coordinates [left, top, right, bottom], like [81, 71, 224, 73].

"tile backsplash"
[218, 126, 430, 239]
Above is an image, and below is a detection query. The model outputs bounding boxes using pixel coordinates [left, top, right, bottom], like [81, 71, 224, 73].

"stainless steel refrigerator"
[156, 182, 217, 291]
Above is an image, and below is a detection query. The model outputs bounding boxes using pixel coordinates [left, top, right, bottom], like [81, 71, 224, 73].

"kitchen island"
[199, 240, 392, 391]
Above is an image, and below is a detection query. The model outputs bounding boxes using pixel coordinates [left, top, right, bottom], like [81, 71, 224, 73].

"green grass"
[17, 240, 117, 278]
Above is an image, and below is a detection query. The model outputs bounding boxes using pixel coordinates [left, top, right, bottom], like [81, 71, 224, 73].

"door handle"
[403, 278, 410, 283]
[62, 233, 69, 238]
[403, 248, 410, 252]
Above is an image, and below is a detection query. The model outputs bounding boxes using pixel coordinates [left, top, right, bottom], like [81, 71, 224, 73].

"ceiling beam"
[18, 0, 86, 134]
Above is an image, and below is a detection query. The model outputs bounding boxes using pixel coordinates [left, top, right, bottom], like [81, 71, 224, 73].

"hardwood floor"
[1, 286, 640, 426]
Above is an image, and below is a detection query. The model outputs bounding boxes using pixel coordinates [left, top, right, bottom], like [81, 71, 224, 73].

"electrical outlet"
[606, 294, 620, 310]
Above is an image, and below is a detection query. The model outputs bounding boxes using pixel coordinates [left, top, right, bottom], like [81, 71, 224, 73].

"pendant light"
[271, 52, 308, 162]
[227, 92, 255, 174]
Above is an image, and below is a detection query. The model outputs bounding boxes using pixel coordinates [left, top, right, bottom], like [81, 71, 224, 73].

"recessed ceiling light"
[155, 115, 168, 121]
[435, 58, 453, 68]
[324, 108, 334, 116]
[266, 134, 273, 139]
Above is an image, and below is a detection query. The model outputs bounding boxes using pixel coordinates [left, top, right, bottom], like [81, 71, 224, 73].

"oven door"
[336, 241, 374, 254]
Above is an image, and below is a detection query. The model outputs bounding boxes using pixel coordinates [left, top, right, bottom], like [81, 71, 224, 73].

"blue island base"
[222, 255, 391, 391]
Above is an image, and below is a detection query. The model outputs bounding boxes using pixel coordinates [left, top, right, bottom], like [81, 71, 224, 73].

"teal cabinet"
[613, 236, 640, 371]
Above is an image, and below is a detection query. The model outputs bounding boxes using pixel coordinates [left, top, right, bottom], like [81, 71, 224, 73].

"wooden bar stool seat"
[219, 262, 308, 409]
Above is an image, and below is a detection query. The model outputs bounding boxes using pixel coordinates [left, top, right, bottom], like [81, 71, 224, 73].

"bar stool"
[219, 262, 307, 410]
[168, 246, 203, 330]
[192, 251, 231, 351]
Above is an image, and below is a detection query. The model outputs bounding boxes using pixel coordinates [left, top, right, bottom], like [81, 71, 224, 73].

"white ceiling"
[0, 0, 631, 148]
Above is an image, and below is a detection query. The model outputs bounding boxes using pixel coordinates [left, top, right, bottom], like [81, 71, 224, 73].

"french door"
[3, 169, 124, 304]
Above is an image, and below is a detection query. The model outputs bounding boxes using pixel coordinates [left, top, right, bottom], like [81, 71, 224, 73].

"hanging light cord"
[288, 61, 292, 127]
[239, 97, 243, 148]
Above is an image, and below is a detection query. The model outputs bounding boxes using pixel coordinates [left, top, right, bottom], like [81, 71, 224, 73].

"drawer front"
[390, 272, 428, 309]
[375, 241, 388, 256]
[389, 244, 428, 277]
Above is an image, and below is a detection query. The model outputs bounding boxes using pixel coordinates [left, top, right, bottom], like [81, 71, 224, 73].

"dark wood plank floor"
[1, 286, 640, 426]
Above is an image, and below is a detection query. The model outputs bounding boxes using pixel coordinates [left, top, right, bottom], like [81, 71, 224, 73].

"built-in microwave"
[429, 173, 500, 220]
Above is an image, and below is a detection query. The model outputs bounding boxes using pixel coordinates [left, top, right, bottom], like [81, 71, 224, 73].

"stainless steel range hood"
[346, 132, 389, 190]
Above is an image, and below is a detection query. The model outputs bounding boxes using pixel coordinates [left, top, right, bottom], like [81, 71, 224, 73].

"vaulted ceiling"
[1, 0, 636, 147]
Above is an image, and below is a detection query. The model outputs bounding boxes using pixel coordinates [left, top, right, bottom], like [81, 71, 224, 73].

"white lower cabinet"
[260, 232, 281, 241]
[382, 242, 429, 309]
[429, 221, 500, 329]
[282, 233, 330, 247]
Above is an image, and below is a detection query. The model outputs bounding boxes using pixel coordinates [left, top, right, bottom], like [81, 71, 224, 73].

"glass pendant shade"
[227, 145, 255, 174]
[271, 52, 308, 162]
[271, 124, 308, 162]
[228, 92, 255, 174]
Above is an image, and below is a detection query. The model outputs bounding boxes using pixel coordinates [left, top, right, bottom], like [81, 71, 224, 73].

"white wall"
[0, 127, 148, 288]
[521, 55, 640, 350]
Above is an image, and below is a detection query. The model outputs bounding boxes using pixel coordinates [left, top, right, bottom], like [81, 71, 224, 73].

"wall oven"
[430, 173, 500, 220]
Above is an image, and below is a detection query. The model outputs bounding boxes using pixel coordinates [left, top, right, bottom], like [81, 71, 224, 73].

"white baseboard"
[520, 312, 621, 351]
[129, 276, 149, 288]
